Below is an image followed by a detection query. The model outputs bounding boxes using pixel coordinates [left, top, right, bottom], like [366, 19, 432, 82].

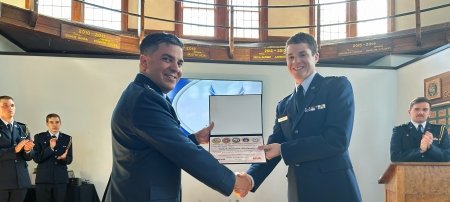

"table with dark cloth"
[25, 183, 100, 202]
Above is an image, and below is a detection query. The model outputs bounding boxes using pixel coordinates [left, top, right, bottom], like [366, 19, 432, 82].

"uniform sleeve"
[426, 126, 450, 162]
[57, 136, 73, 165]
[246, 102, 286, 192]
[390, 126, 421, 162]
[132, 91, 235, 196]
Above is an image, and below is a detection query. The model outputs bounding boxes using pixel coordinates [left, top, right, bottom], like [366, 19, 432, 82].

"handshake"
[233, 172, 253, 198]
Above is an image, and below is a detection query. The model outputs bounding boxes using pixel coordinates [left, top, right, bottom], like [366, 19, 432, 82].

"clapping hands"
[420, 132, 433, 153]
[15, 139, 34, 153]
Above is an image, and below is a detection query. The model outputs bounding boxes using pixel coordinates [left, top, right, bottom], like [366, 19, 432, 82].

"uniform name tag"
[278, 116, 288, 122]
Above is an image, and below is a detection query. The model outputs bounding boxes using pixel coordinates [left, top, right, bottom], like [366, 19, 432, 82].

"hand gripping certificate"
[209, 95, 266, 164]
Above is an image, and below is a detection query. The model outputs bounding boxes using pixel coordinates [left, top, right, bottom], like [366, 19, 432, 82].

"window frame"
[310, 0, 392, 40]
[26, 0, 128, 32]
[175, 0, 268, 42]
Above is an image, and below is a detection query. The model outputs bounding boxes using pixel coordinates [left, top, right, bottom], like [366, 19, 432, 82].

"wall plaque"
[184, 45, 210, 59]
[250, 47, 285, 62]
[61, 24, 121, 49]
[425, 78, 441, 100]
[424, 71, 450, 105]
[337, 39, 392, 56]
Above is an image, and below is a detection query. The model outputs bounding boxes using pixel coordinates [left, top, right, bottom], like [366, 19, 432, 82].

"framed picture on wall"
[425, 78, 441, 100]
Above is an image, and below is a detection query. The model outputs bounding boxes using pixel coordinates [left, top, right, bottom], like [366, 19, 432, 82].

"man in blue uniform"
[244, 32, 362, 202]
[0, 95, 34, 202]
[33, 113, 73, 202]
[104, 33, 250, 202]
[390, 97, 450, 162]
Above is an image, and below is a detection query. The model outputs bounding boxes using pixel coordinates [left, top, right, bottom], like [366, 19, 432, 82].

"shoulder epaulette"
[16, 121, 26, 126]
[16, 122, 30, 137]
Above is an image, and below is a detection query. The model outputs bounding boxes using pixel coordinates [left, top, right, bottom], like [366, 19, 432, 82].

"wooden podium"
[378, 162, 450, 202]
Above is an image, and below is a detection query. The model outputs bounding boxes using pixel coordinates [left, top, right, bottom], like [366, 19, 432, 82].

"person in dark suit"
[241, 33, 362, 202]
[104, 33, 250, 202]
[390, 97, 450, 162]
[33, 113, 73, 202]
[0, 95, 34, 202]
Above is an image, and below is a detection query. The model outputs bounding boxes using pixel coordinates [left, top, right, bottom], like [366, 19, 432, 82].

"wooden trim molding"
[259, 0, 268, 42]
[388, 0, 395, 32]
[309, 0, 316, 36]
[346, 1, 357, 37]
[121, 0, 128, 32]
[174, 0, 183, 36]
[72, 0, 83, 22]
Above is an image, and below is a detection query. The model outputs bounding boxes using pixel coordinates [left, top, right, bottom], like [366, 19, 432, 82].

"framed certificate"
[209, 95, 266, 164]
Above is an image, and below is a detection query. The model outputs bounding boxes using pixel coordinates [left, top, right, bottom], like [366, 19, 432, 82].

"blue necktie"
[295, 85, 305, 112]
[418, 124, 424, 134]
[7, 123, 13, 144]
[6, 123, 12, 132]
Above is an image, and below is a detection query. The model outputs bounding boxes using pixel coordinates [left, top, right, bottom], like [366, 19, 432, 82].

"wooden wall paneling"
[120, 35, 139, 54]
[209, 46, 229, 60]
[34, 15, 62, 36]
[0, 3, 32, 28]
[232, 47, 250, 61]
[317, 45, 338, 59]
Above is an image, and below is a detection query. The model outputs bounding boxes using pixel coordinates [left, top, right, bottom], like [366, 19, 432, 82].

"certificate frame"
[209, 95, 266, 164]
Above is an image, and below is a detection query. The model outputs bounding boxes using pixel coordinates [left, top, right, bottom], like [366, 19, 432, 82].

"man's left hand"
[194, 122, 214, 144]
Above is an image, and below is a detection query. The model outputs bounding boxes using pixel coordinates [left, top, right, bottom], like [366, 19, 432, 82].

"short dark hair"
[286, 32, 318, 55]
[46, 113, 61, 123]
[0, 95, 14, 101]
[139, 33, 184, 55]
[409, 97, 431, 109]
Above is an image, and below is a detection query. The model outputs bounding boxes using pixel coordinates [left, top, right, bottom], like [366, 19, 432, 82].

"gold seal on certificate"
[209, 95, 266, 164]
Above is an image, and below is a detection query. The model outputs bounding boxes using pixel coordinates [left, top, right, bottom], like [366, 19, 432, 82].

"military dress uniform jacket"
[247, 73, 362, 202]
[0, 121, 33, 190]
[105, 74, 235, 202]
[390, 122, 450, 162]
[33, 131, 73, 184]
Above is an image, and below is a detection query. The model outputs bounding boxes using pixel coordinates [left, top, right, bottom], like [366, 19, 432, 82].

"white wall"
[0, 52, 396, 202]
